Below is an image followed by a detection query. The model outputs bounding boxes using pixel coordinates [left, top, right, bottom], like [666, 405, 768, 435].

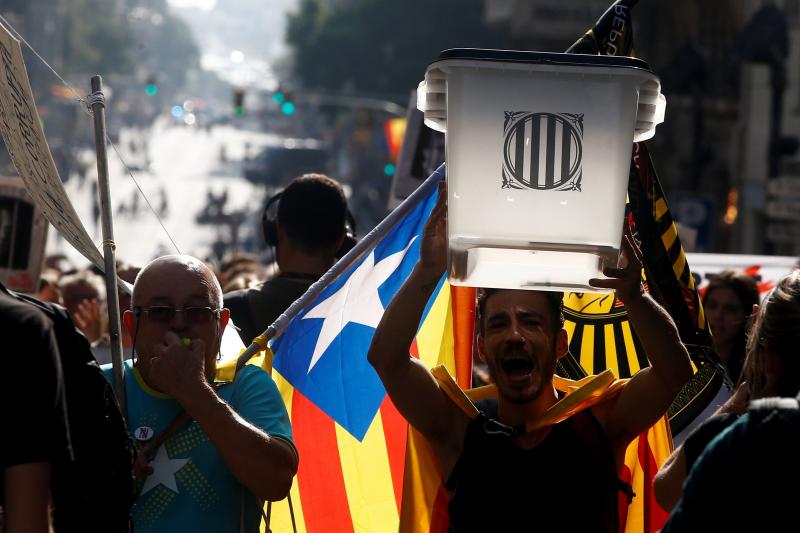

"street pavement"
[48, 117, 285, 268]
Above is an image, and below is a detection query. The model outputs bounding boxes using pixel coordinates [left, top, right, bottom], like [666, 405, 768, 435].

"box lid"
[434, 48, 651, 72]
[418, 48, 664, 141]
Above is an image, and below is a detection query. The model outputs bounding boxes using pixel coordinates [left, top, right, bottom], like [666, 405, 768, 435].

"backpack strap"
[226, 289, 259, 345]
[134, 380, 226, 497]
[245, 286, 267, 336]
[132, 409, 191, 502]
[240, 486, 270, 533]
[140, 411, 191, 460]
[238, 477, 298, 533]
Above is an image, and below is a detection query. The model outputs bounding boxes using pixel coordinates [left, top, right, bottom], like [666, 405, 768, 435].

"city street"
[48, 118, 285, 267]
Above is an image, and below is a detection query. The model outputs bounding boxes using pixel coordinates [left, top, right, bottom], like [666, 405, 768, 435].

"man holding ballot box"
[368, 184, 692, 531]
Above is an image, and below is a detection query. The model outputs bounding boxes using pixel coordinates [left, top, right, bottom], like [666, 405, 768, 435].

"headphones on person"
[261, 191, 358, 259]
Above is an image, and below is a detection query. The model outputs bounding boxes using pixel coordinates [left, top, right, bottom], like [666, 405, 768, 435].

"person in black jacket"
[1, 281, 135, 533]
[0, 285, 71, 532]
[224, 174, 355, 344]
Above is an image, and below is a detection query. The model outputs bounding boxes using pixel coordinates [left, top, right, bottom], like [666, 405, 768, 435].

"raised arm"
[589, 229, 693, 446]
[367, 184, 469, 469]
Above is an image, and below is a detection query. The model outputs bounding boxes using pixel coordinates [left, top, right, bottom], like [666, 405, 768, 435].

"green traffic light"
[383, 163, 397, 176]
[273, 92, 285, 105]
[234, 105, 245, 117]
[145, 83, 158, 96]
[281, 101, 296, 116]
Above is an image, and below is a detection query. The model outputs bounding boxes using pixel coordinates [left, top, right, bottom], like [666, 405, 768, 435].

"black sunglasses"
[135, 306, 220, 324]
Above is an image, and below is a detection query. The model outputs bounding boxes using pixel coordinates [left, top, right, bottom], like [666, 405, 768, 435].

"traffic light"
[280, 92, 296, 116]
[272, 84, 296, 115]
[233, 87, 245, 116]
[272, 86, 286, 105]
[145, 75, 158, 96]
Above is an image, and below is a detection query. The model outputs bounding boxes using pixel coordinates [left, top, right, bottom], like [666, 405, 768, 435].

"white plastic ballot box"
[417, 48, 666, 292]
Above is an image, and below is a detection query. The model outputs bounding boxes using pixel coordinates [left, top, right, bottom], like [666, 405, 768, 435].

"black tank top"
[446, 399, 630, 532]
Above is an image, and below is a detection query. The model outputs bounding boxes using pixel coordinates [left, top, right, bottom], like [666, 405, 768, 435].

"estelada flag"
[264, 170, 477, 532]
[268, 3, 719, 531]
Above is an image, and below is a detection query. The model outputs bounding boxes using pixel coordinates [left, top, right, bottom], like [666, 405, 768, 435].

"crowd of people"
[3, 171, 800, 532]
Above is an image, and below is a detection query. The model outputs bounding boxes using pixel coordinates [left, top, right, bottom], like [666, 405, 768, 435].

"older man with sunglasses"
[103, 255, 297, 533]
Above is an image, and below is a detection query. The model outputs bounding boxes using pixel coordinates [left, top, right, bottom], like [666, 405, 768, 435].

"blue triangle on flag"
[272, 175, 441, 440]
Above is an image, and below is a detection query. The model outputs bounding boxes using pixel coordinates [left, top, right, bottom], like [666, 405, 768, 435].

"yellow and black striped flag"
[560, 4, 724, 530]
[559, 0, 722, 435]
[568, 0, 638, 56]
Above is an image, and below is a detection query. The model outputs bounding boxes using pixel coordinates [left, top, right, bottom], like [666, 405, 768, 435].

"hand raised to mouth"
[147, 331, 207, 399]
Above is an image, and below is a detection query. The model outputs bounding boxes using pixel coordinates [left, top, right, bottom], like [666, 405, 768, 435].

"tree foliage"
[286, 0, 506, 98]
[148, 12, 200, 89]
[60, 0, 198, 88]
[63, 0, 135, 75]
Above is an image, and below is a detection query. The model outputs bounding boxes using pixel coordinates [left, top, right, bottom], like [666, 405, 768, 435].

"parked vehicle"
[242, 140, 330, 185]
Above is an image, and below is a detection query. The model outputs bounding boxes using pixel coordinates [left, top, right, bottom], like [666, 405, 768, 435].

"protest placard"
[0, 22, 103, 272]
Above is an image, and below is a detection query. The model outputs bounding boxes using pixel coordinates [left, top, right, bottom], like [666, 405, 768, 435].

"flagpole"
[235, 163, 445, 367]
[88, 75, 126, 419]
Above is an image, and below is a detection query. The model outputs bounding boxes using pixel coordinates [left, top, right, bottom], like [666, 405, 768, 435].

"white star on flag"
[140, 445, 190, 496]
[303, 236, 418, 372]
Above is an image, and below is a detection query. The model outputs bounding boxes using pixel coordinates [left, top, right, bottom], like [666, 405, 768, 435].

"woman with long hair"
[739, 269, 800, 398]
[703, 270, 759, 384]
[659, 270, 800, 531]
[655, 269, 800, 511]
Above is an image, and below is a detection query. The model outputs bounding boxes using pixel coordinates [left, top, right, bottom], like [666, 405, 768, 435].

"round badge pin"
[134, 426, 154, 442]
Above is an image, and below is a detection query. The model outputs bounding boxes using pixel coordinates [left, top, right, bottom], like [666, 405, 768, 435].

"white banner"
[687, 252, 798, 296]
[0, 22, 103, 272]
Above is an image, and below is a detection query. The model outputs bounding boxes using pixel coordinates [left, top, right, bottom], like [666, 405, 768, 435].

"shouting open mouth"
[499, 355, 534, 378]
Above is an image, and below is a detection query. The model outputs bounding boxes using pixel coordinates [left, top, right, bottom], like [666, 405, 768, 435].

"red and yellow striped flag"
[267, 281, 473, 532]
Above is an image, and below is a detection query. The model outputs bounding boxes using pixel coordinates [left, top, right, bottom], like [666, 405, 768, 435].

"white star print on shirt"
[302, 236, 418, 373]
[140, 445, 190, 496]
